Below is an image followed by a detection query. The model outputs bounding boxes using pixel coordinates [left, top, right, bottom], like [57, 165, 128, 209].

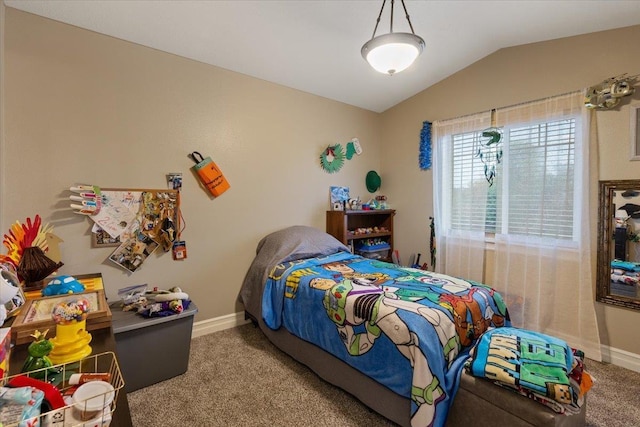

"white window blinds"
[505, 118, 575, 239]
[437, 91, 584, 243]
[450, 130, 501, 233]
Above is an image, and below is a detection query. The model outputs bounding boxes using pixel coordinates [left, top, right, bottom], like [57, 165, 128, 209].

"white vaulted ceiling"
[5, 0, 640, 112]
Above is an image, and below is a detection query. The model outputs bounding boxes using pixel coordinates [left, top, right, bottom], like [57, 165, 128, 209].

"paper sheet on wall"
[90, 191, 143, 239]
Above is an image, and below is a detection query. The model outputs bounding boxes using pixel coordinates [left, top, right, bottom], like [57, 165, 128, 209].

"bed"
[239, 226, 587, 427]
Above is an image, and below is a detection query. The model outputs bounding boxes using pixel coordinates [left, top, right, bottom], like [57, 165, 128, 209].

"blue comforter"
[262, 251, 510, 427]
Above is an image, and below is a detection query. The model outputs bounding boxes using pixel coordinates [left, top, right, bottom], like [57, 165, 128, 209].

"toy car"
[42, 276, 85, 296]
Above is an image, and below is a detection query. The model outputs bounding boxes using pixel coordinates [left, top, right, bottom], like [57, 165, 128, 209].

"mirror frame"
[596, 179, 640, 310]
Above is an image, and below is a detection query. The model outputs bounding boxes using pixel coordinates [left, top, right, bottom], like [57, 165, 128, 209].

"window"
[446, 115, 579, 241]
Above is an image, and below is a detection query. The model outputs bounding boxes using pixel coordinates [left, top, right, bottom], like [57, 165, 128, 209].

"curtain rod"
[432, 89, 584, 125]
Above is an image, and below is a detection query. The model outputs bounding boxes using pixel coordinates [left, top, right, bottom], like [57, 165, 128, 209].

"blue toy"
[41, 275, 85, 296]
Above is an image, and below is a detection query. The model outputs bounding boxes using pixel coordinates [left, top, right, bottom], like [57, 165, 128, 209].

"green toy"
[21, 329, 60, 380]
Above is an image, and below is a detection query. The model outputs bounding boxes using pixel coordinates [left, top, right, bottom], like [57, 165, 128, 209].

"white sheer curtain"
[491, 92, 602, 360]
[433, 112, 491, 283]
[432, 92, 601, 361]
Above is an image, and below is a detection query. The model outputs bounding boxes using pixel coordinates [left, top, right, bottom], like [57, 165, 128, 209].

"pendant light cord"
[370, 0, 417, 38]
[371, 0, 387, 38]
[400, 0, 416, 34]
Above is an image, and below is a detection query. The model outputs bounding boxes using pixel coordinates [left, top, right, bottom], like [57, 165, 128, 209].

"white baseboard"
[191, 311, 640, 374]
[600, 344, 640, 373]
[191, 311, 250, 338]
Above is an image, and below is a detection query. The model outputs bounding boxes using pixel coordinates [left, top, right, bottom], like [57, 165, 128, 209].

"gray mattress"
[239, 226, 587, 427]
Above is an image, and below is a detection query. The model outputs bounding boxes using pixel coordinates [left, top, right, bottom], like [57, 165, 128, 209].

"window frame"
[443, 111, 583, 246]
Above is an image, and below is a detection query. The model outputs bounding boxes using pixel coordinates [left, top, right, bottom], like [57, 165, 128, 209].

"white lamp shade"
[362, 32, 425, 75]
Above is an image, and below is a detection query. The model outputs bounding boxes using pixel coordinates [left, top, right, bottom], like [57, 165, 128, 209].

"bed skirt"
[245, 311, 587, 427]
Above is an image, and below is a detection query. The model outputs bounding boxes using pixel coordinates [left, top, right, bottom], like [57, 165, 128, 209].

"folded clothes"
[611, 274, 639, 285]
[612, 269, 640, 277]
[611, 260, 640, 272]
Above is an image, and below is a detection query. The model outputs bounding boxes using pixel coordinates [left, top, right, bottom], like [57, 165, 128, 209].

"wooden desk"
[8, 327, 133, 427]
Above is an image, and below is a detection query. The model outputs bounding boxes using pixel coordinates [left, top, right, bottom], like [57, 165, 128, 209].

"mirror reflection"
[597, 180, 640, 310]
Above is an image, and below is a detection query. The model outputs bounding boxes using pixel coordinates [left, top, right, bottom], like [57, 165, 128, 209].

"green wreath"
[320, 144, 345, 174]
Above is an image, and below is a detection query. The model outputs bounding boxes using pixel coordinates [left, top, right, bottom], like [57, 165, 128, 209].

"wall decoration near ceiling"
[585, 73, 637, 110]
[320, 144, 345, 173]
[419, 121, 432, 170]
[345, 138, 362, 160]
[320, 138, 361, 174]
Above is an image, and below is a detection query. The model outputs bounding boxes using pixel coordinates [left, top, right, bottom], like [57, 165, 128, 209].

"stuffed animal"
[135, 286, 190, 317]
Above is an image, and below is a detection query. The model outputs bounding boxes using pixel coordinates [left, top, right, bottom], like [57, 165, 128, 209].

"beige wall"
[1, 8, 382, 321]
[381, 25, 640, 358]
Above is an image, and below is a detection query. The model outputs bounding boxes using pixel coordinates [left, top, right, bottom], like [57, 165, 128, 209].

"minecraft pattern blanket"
[465, 327, 592, 415]
[262, 251, 510, 427]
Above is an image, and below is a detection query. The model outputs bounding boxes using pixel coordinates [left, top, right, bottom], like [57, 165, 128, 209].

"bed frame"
[245, 309, 586, 427]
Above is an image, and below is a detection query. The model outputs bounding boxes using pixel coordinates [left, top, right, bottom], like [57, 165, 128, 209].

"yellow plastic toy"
[48, 299, 92, 365]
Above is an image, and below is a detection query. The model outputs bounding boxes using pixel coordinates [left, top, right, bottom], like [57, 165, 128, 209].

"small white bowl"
[72, 380, 115, 412]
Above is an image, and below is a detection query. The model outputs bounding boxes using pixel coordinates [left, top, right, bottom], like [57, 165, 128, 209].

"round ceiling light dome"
[361, 32, 425, 75]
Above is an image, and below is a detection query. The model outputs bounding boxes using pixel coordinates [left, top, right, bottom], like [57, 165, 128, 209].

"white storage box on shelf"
[355, 243, 391, 260]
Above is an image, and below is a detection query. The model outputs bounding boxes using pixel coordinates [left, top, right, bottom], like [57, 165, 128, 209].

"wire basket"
[1, 351, 124, 427]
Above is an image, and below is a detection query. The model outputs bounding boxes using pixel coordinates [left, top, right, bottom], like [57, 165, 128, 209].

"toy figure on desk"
[21, 329, 60, 380]
[48, 299, 92, 365]
[41, 275, 85, 296]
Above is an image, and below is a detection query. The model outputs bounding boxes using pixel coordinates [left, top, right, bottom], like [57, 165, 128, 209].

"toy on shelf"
[350, 226, 389, 236]
[375, 195, 389, 209]
[48, 299, 92, 365]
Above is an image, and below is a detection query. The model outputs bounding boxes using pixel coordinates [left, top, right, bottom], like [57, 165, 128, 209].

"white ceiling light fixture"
[361, 0, 425, 76]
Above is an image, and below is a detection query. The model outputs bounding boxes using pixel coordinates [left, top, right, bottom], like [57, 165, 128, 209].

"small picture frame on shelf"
[330, 186, 349, 210]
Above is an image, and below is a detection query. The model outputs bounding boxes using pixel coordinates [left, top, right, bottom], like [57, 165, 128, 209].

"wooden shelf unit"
[326, 209, 395, 261]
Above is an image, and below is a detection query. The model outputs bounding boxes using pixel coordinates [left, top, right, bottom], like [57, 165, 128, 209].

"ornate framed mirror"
[597, 180, 640, 310]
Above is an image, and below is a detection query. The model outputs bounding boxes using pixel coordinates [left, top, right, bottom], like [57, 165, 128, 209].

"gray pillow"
[239, 225, 349, 318]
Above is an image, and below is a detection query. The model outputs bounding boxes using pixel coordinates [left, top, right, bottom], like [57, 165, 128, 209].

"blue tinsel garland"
[419, 121, 432, 170]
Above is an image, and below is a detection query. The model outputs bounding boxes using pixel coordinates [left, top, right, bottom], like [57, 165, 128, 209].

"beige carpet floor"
[127, 324, 640, 426]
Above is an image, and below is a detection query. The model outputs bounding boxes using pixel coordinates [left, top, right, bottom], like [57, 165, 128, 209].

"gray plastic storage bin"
[111, 302, 198, 392]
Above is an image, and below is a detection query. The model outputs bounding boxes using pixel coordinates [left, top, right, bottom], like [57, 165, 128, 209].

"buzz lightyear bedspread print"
[262, 251, 510, 427]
